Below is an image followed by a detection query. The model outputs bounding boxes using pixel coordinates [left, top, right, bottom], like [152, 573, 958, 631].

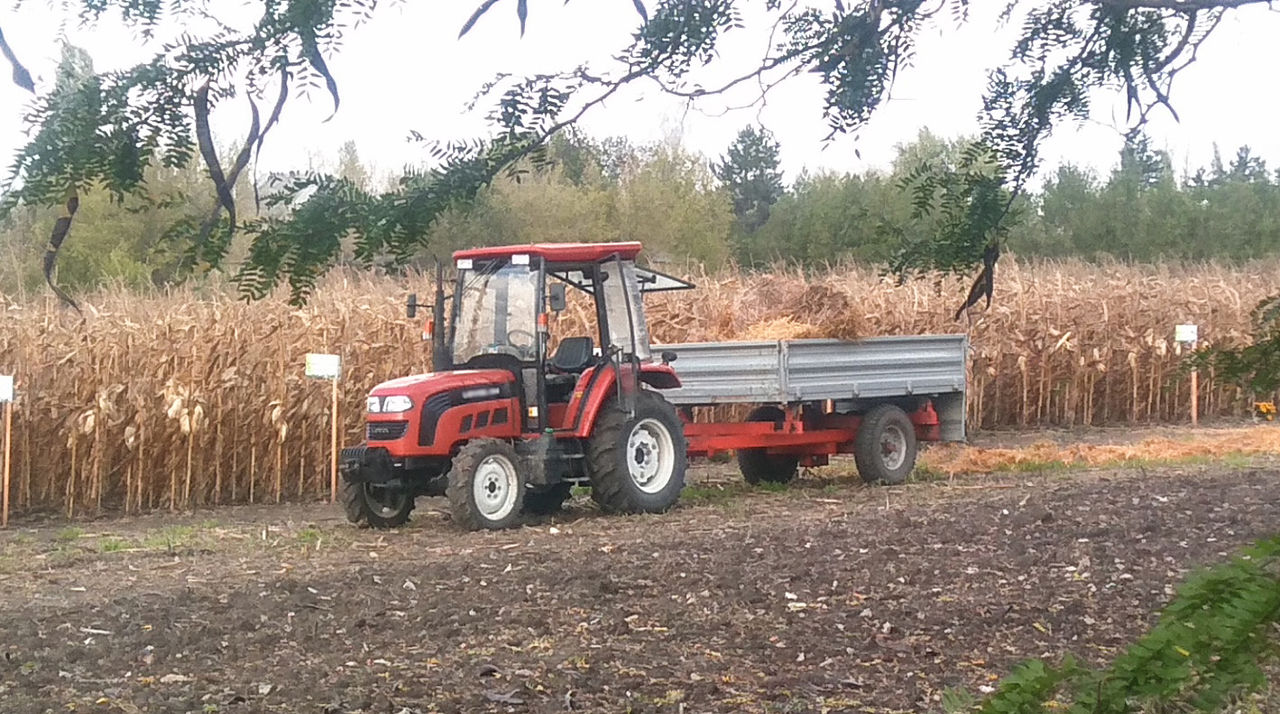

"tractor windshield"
[453, 262, 538, 364]
[601, 260, 651, 360]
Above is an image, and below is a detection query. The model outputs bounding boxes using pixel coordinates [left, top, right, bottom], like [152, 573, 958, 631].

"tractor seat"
[551, 336, 594, 374]
[546, 337, 594, 403]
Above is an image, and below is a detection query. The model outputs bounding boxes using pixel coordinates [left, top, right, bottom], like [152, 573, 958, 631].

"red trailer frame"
[683, 401, 941, 467]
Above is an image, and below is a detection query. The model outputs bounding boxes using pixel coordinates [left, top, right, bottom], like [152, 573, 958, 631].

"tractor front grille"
[367, 421, 409, 441]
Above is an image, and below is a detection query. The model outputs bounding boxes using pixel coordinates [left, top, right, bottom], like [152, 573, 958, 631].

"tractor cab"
[447, 244, 682, 427]
[342, 242, 694, 530]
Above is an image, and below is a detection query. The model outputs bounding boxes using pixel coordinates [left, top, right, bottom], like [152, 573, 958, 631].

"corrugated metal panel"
[785, 337, 967, 400]
[656, 335, 967, 406]
[653, 341, 784, 404]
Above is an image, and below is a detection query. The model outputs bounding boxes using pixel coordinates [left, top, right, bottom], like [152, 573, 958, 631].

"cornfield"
[0, 259, 1273, 517]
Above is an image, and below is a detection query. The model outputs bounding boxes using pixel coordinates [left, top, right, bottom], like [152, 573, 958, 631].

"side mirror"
[549, 283, 567, 313]
[661, 350, 678, 365]
[406, 293, 418, 319]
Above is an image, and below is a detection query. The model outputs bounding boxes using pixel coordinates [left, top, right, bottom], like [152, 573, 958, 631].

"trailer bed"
[655, 335, 968, 442]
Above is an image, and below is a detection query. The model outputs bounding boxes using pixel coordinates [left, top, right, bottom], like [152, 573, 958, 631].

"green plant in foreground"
[99, 538, 129, 552]
[975, 537, 1280, 713]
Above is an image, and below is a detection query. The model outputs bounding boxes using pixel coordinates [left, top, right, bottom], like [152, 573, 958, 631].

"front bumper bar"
[340, 445, 395, 485]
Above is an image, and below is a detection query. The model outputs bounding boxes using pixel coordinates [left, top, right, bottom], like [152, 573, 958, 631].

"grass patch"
[99, 538, 130, 553]
[940, 688, 977, 713]
[910, 464, 948, 483]
[754, 480, 789, 493]
[296, 527, 322, 546]
[141, 525, 197, 550]
[681, 484, 740, 504]
[54, 526, 84, 543]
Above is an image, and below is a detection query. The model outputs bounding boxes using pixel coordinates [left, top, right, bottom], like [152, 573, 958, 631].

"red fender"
[562, 362, 681, 438]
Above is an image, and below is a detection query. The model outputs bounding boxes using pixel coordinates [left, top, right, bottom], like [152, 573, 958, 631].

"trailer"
[340, 241, 968, 531]
[658, 336, 966, 484]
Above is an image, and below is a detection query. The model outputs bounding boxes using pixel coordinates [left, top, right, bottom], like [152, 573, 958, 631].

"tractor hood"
[370, 369, 516, 399]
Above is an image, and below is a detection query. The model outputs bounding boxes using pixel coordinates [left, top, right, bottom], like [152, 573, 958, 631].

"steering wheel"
[481, 344, 524, 359]
[481, 329, 537, 360]
[507, 329, 536, 353]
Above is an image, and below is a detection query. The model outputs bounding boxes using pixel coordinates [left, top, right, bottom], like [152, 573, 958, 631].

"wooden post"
[1190, 341, 1199, 427]
[2, 401, 11, 528]
[330, 375, 339, 504]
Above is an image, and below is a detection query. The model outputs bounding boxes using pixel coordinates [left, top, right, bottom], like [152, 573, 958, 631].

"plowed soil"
[1, 453, 1277, 713]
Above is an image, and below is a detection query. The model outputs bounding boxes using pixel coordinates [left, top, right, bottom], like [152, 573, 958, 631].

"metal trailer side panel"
[650, 340, 785, 404]
[783, 337, 967, 401]
[655, 335, 968, 442]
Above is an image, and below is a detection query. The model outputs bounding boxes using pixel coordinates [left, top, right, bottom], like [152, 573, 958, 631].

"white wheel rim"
[626, 418, 676, 494]
[472, 454, 519, 521]
[880, 424, 907, 471]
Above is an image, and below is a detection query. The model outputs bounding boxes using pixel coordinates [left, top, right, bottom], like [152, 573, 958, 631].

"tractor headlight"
[366, 396, 382, 413]
[381, 395, 415, 413]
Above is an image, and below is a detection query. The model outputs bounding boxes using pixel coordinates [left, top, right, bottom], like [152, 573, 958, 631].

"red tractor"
[342, 241, 968, 530]
[341, 242, 694, 530]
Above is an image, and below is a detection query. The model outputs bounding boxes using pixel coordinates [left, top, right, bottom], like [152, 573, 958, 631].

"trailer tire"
[737, 406, 799, 485]
[447, 439, 526, 531]
[587, 391, 687, 514]
[523, 482, 573, 515]
[341, 479, 414, 528]
[854, 404, 917, 485]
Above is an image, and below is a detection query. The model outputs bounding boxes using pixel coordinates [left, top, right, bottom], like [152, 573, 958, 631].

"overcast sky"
[1, 2, 1278, 187]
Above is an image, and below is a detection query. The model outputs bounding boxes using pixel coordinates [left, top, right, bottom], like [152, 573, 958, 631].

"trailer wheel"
[587, 391, 688, 514]
[446, 439, 526, 530]
[523, 482, 573, 515]
[737, 406, 799, 485]
[854, 404, 917, 485]
[341, 480, 414, 528]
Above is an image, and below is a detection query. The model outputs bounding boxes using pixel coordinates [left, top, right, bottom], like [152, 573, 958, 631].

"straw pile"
[920, 425, 1280, 476]
[0, 258, 1273, 516]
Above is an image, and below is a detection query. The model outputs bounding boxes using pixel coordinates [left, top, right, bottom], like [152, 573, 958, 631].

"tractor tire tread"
[524, 482, 573, 515]
[736, 406, 799, 485]
[446, 438, 524, 531]
[853, 403, 917, 486]
[587, 391, 687, 514]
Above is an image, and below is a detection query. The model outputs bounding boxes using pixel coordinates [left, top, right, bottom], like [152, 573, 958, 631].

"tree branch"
[1090, 0, 1271, 10]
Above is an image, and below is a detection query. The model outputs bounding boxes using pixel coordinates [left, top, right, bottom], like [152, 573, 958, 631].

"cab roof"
[452, 242, 642, 264]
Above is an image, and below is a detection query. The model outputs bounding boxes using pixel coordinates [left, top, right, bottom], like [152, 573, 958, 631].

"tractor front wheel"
[341, 480, 414, 529]
[587, 391, 687, 514]
[446, 439, 526, 530]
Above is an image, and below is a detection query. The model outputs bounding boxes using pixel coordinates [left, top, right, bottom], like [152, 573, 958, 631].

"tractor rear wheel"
[853, 404, 917, 485]
[341, 480, 414, 528]
[446, 439, 526, 530]
[587, 391, 687, 514]
[736, 406, 800, 485]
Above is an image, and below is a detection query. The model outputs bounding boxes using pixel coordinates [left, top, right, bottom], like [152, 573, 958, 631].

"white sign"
[1175, 324, 1199, 343]
[0, 375, 11, 403]
[305, 353, 341, 379]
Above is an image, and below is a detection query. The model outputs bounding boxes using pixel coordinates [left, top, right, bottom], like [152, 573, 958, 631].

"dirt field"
[0, 448, 1277, 713]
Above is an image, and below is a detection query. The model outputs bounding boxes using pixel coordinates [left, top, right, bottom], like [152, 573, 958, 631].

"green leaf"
[301, 34, 340, 119]
[0, 27, 34, 92]
[460, 0, 503, 37]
